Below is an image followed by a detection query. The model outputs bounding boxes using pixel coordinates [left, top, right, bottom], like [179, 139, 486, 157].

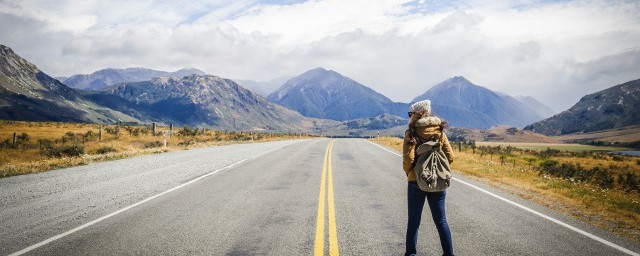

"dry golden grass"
[0, 120, 312, 177]
[369, 137, 640, 243]
[476, 141, 630, 152]
[553, 125, 640, 143]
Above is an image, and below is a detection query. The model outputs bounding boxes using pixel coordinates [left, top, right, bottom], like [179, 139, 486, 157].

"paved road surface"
[1, 139, 638, 255]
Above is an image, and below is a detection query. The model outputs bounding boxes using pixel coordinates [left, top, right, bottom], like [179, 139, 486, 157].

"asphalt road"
[1, 138, 639, 255]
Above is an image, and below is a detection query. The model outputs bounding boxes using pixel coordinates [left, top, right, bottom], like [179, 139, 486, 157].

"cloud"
[0, 0, 639, 111]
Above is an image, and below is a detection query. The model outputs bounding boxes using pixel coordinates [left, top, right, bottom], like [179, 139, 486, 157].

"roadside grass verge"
[0, 120, 312, 177]
[476, 141, 630, 152]
[369, 137, 640, 243]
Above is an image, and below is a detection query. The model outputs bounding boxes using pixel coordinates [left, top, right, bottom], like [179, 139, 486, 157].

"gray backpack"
[412, 131, 452, 192]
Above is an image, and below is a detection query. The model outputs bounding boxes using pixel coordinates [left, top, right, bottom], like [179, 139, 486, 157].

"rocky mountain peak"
[0, 45, 39, 78]
[267, 67, 396, 121]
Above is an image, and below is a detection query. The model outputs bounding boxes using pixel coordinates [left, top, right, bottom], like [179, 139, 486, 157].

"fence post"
[163, 132, 167, 148]
[13, 132, 17, 146]
[98, 126, 102, 142]
[458, 141, 462, 152]
[169, 124, 173, 137]
[152, 123, 156, 136]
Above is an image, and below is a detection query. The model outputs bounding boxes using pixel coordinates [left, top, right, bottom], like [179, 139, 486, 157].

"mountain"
[267, 68, 407, 121]
[320, 113, 408, 137]
[89, 74, 330, 131]
[0, 45, 137, 123]
[524, 78, 640, 136]
[234, 76, 290, 96]
[515, 95, 556, 119]
[412, 76, 546, 129]
[63, 67, 207, 91]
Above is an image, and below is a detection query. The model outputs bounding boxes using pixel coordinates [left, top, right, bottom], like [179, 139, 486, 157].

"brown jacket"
[402, 116, 455, 181]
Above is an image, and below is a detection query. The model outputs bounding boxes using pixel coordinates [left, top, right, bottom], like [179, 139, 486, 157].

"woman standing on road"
[402, 100, 455, 256]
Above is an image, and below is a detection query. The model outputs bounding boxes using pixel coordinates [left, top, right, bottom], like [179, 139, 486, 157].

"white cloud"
[0, 0, 639, 111]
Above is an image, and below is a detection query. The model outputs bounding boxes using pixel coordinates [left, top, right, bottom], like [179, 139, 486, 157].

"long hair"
[407, 111, 426, 146]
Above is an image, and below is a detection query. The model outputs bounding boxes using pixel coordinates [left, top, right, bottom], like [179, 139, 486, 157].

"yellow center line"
[327, 140, 339, 256]
[314, 140, 340, 256]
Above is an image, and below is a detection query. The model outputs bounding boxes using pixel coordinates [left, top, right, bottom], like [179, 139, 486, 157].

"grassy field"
[476, 141, 631, 152]
[0, 120, 311, 177]
[369, 137, 640, 243]
[553, 125, 640, 143]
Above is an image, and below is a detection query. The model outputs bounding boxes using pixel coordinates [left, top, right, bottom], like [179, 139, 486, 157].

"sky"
[0, 0, 639, 111]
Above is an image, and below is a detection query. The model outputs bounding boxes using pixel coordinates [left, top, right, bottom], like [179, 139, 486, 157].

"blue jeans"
[405, 181, 453, 256]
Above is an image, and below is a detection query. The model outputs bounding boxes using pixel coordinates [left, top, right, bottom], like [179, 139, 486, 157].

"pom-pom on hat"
[409, 100, 431, 115]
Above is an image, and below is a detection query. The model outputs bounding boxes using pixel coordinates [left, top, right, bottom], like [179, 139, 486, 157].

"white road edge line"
[9, 141, 300, 256]
[364, 139, 639, 256]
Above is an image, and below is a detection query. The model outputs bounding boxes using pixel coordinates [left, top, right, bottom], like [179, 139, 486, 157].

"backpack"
[411, 127, 452, 192]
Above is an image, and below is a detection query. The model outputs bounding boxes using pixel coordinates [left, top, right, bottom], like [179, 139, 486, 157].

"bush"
[611, 155, 624, 162]
[105, 126, 120, 135]
[17, 132, 30, 142]
[538, 160, 616, 189]
[592, 167, 615, 189]
[177, 140, 195, 146]
[0, 138, 13, 149]
[96, 146, 117, 154]
[618, 173, 639, 192]
[143, 141, 163, 148]
[42, 144, 84, 158]
[178, 126, 199, 137]
[37, 139, 53, 150]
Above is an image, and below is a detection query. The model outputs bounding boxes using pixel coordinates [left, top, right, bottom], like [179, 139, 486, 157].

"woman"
[402, 100, 455, 256]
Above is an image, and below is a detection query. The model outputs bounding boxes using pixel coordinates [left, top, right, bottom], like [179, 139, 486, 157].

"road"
[1, 138, 639, 255]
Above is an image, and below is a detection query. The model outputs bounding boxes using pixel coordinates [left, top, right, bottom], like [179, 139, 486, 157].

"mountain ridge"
[90, 74, 332, 131]
[524, 78, 640, 136]
[0, 44, 137, 123]
[413, 76, 547, 129]
[267, 67, 403, 121]
[63, 67, 207, 91]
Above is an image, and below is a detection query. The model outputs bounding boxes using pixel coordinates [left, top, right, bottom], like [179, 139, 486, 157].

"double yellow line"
[314, 140, 339, 256]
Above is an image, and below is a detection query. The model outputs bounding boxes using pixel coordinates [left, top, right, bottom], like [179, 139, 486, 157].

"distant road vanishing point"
[1, 139, 639, 255]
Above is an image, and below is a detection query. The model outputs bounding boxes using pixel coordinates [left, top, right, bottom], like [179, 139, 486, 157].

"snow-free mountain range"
[1, 44, 639, 138]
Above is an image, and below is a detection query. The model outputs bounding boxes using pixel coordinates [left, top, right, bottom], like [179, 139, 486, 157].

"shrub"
[592, 167, 615, 189]
[618, 173, 639, 192]
[0, 138, 12, 148]
[611, 155, 624, 162]
[61, 132, 76, 144]
[178, 126, 199, 137]
[42, 144, 84, 158]
[17, 132, 30, 142]
[96, 146, 117, 154]
[177, 140, 195, 146]
[143, 141, 163, 148]
[37, 139, 53, 150]
[105, 126, 120, 135]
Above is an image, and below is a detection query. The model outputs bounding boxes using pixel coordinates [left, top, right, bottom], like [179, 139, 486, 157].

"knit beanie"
[409, 100, 431, 115]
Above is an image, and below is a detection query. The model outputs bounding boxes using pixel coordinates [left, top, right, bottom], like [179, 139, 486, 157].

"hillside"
[91, 75, 332, 131]
[0, 45, 137, 123]
[234, 76, 290, 96]
[267, 68, 407, 121]
[524, 78, 640, 135]
[64, 67, 206, 91]
[324, 113, 408, 137]
[412, 76, 548, 129]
